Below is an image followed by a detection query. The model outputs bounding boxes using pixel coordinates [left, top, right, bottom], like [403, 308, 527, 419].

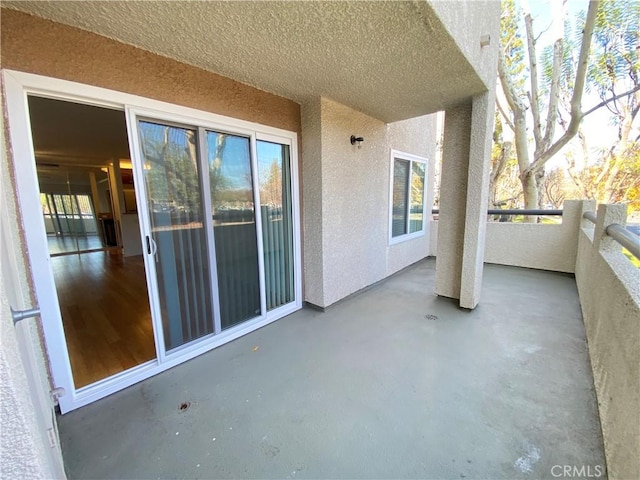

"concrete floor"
[58, 260, 606, 479]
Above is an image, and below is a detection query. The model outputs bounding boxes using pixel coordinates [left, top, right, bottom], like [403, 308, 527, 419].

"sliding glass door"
[257, 141, 295, 310]
[137, 121, 215, 351]
[207, 131, 261, 330]
[132, 114, 300, 359]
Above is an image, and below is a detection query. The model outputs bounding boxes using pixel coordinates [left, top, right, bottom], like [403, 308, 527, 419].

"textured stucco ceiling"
[4, 1, 487, 123]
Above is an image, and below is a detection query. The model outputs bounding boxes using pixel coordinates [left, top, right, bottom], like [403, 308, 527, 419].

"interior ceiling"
[5, 1, 487, 123]
[28, 96, 130, 167]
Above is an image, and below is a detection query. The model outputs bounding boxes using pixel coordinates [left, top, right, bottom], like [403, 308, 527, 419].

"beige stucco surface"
[302, 98, 436, 308]
[429, 0, 501, 88]
[575, 228, 640, 480]
[3, 1, 486, 123]
[0, 9, 301, 135]
[434, 103, 471, 300]
[1, 89, 66, 478]
[301, 98, 324, 307]
[484, 200, 590, 273]
[431, 201, 592, 274]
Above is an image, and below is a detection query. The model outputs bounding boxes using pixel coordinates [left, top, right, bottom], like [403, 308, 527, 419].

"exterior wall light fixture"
[350, 135, 364, 148]
[480, 34, 491, 48]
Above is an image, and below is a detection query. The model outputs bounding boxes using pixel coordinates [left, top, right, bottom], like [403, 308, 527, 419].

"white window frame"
[388, 149, 428, 245]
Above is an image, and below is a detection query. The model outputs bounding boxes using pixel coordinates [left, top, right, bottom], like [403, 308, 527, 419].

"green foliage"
[587, 0, 639, 105]
[501, 0, 526, 88]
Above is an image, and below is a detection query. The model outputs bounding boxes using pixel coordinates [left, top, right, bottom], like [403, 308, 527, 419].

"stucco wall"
[0, 9, 300, 135]
[484, 201, 587, 273]
[431, 200, 588, 274]
[429, 0, 501, 89]
[302, 98, 436, 308]
[1, 89, 66, 478]
[575, 228, 640, 480]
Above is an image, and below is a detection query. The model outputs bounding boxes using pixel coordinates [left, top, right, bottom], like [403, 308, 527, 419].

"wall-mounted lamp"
[480, 34, 491, 48]
[350, 135, 364, 149]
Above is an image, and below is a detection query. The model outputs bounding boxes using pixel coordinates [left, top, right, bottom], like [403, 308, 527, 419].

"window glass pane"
[392, 159, 410, 237]
[40, 193, 51, 215]
[409, 162, 425, 233]
[207, 131, 261, 330]
[257, 141, 295, 311]
[139, 121, 214, 350]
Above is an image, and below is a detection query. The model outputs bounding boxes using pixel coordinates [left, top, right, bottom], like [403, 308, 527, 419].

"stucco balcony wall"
[574, 207, 640, 480]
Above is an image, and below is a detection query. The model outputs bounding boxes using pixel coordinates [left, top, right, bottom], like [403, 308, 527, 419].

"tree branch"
[496, 95, 515, 132]
[525, 12, 543, 148]
[525, 0, 600, 175]
[542, 37, 563, 150]
[498, 48, 527, 114]
[583, 84, 640, 118]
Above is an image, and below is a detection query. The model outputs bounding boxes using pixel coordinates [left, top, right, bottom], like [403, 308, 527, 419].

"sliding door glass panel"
[138, 121, 214, 351]
[391, 159, 410, 237]
[409, 162, 425, 233]
[257, 141, 295, 310]
[207, 131, 261, 329]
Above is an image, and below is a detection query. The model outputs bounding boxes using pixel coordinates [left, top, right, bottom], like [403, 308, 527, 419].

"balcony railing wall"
[575, 203, 640, 480]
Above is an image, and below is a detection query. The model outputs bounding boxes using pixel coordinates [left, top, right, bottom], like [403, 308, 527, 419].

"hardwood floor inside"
[52, 250, 156, 388]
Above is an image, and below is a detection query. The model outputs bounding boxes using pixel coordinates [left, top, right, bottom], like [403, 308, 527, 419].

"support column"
[435, 91, 496, 309]
[301, 98, 325, 307]
[459, 91, 496, 309]
[107, 160, 125, 247]
[88, 171, 101, 214]
[434, 103, 471, 301]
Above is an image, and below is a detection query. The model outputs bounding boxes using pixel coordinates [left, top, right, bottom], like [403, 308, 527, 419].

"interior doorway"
[28, 96, 156, 388]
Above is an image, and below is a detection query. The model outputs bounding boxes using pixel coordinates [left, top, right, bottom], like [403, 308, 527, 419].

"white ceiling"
[5, 1, 487, 123]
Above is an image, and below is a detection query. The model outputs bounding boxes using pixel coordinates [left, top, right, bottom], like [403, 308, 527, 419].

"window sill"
[389, 230, 426, 246]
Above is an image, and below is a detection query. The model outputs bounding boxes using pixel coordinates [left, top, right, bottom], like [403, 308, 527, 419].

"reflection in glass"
[409, 162, 425, 233]
[138, 121, 214, 350]
[257, 141, 295, 310]
[392, 159, 410, 237]
[207, 131, 261, 329]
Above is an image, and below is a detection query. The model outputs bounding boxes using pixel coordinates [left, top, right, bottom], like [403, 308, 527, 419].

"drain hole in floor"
[179, 402, 190, 412]
[425, 314, 438, 321]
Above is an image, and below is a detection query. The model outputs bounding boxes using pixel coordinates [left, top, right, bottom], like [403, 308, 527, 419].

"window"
[389, 150, 427, 244]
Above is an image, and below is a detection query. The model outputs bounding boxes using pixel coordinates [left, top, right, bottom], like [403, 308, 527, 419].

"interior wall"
[302, 98, 436, 308]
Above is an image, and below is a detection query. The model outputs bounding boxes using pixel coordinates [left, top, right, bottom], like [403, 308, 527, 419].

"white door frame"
[3, 70, 302, 413]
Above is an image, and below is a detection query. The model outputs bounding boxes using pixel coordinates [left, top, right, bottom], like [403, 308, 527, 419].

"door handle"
[11, 306, 40, 326]
[146, 235, 157, 256]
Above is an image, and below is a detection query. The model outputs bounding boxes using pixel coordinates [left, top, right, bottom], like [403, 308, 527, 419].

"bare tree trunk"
[497, 1, 601, 222]
[489, 141, 512, 208]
